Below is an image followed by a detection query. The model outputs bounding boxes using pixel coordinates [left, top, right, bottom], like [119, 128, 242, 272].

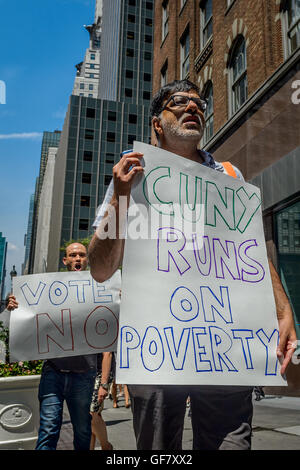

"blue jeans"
[35, 367, 96, 450]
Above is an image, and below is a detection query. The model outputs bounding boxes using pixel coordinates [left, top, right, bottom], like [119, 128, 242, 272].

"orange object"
[222, 161, 237, 178]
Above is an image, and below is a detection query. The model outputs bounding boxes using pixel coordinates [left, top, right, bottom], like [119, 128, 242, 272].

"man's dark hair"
[150, 79, 201, 118]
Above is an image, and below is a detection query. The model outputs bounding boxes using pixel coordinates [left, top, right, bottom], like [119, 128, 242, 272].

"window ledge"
[195, 36, 213, 72]
[225, 0, 237, 16]
[179, 1, 188, 16]
[160, 32, 169, 48]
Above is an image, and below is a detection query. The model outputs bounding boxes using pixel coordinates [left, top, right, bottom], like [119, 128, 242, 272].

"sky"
[0, 0, 96, 296]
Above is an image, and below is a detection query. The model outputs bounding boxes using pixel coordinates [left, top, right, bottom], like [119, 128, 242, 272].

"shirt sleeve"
[232, 165, 245, 182]
[92, 179, 114, 229]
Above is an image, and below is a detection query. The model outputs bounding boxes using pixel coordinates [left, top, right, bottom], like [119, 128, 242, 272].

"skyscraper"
[0, 233, 7, 302]
[47, 0, 154, 271]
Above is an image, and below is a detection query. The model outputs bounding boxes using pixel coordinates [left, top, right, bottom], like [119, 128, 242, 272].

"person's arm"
[268, 259, 297, 376]
[98, 352, 112, 402]
[88, 151, 143, 283]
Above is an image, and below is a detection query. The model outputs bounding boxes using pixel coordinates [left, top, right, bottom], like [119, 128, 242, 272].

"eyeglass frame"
[159, 94, 208, 114]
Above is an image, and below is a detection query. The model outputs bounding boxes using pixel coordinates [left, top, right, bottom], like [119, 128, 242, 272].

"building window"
[146, 18, 153, 27]
[90, 53, 95, 60]
[161, 60, 168, 86]
[89, 84, 94, 91]
[80, 83, 85, 89]
[83, 150, 93, 161]
[108, 111, 116, 121]
[126, 48, 134, 57]
[162, 1, 169, 40]
[107, 132, 116, 142]
[89, 74, 95, 78]
[84, 129, 94, 140]
[82, 173, 92, 184]
[181, 0, 188, 9]
[143, 91, 151, 100]
[229, 36, 248, 114]
[275, 199, 300, 336]
[127, 31, 135, 40]
[202, 81, 213, 144]
[201, 0, 213, 49]
[146, 1, 153, 9]
[88, 94, 93, 97]
[80, 195, 90, 207]
[125, 88, 133, 97]
[128, 134, 136, 144]
[126, 70, 134, 79]
[144, 51, 152, 60]
[145, 34, 152, 43]
[90, 64, 95, 69]
[105, 175, 112, 185]
[106, 154, 115, 164]
[282, 0, 300, 57]
[86, 108, 95, 118]
[79, 219, 89, 231]
[128, 14, 135, 23]
[180, 28, 190, 79]
[129, 114, 137, 124]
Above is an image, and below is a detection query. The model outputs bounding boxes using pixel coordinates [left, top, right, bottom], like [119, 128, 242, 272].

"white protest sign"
[9, 270, 121, 361]
[116, 141, 285, 386]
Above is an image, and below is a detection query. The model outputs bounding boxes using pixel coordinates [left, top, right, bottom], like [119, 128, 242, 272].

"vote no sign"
[9, 270, 121, 361]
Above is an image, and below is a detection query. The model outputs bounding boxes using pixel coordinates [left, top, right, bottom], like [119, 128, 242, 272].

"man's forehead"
[66, 244, 87, 254]
[164, 90, 201, 102]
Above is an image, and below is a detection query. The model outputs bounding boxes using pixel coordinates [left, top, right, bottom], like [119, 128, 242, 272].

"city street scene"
[0, 0, 300, 455]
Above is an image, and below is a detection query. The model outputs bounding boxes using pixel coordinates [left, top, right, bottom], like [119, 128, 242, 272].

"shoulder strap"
[222, 161, 237, 178]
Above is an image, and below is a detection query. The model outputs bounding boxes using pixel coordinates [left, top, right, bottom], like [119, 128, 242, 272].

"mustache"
[179, 113, 201, 125]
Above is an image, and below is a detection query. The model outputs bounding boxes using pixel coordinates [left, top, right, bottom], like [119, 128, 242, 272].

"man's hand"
[268, 260, 297, 376]
[98, 386, 108, 403]
[6, 295, 18, 311]
[112, 151, 144, 199]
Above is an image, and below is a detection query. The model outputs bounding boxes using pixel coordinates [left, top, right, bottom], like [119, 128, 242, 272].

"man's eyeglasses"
[160, 94, 207, 113]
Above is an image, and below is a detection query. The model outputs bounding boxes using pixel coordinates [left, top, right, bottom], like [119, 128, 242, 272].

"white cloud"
[7, 242, 18, 251]
[0, 132, 43, 140]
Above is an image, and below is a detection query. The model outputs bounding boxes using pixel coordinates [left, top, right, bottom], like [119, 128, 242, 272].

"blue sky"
[0, 0, 95, 295]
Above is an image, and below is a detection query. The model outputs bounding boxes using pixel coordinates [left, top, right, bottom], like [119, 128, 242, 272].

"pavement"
[57, 391, 300, 451]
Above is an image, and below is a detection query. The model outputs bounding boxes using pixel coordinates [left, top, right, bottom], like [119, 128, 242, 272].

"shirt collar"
[198, 149, 225, 173]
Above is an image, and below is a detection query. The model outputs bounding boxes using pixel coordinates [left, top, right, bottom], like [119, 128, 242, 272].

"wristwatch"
[100, 383, 109, 391]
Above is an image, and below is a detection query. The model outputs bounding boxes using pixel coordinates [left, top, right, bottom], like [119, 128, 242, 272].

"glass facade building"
[0, 233, 7, 301]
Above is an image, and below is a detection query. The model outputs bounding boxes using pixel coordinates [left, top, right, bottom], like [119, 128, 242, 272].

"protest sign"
[9, 270, 121, 361]
[116, 142, 285, 386]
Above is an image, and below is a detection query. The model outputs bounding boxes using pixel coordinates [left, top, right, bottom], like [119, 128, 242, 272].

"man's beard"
[161, 114, 204, 141]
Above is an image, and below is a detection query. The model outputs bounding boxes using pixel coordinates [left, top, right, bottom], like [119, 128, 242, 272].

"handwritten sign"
[116, 142, 285, 386]
[9, 270, 121, 361]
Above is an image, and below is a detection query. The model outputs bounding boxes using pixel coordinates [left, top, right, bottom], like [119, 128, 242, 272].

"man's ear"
[62, 257, 67, 266]
[152, 117, 163, 138]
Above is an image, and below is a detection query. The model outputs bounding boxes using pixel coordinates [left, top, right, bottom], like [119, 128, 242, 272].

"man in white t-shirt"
[88, 79, 297, 450]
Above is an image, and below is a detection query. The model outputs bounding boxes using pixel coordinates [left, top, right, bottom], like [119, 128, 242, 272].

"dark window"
[145, 34, 152, 43]
[145, 18, 153, 27]
[143, 91, 151, 100]
[126, 70, 134, 79]
[144, 73, 151, 82]
[144, 51, 152, 60]
[128, 134, 136, 144]
[85, 129, 94, 140]
[83, 150, 93, 161]
[129, 0, 136, 5]
[108, 111, 116, 121]
[107, 132, 116, 142]
[125, 88, 133, 97]
[86, 108, 95, 118]
[129, 114, 137, 124]
[128, 14, 135, 23]
[79, 219, 89, 231]
[105, 175, 112, 185]
[126, 48, 134, 57]
[82, 173, 92, 184]
[80, 83, 84, 89]
[127, 31, 135, 40]
[106, 153, 115, 164]
[146, 1, 153, 9]
[80, 195, 90, 207]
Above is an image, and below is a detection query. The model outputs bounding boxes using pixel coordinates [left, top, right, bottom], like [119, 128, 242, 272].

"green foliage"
[0, 321, 43, 377]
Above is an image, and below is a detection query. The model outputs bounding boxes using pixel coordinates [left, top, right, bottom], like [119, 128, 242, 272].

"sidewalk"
[57, 393, 300, 450]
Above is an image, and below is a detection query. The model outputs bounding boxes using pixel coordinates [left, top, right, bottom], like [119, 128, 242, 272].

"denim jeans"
[35, 367, 96, 450]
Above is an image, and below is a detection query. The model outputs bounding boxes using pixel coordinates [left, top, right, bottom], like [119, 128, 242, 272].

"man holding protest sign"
[88, 79, 297, 450]
[7, 242, 112, 451]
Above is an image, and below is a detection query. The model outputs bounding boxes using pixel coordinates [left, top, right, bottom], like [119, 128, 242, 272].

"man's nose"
[185, 98, 198, 113]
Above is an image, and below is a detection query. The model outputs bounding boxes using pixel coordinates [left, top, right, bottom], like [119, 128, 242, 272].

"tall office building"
[27, 131, 61, 273]
[47, 0, 154, 271]
[73, 1, 102, 99]
[152, 0, 300, 392]
[0, 233, 7, 302]
[22, 194, 35, 274]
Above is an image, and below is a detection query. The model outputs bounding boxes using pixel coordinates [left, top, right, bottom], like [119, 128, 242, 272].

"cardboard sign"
[116, 142, 285, 386]
[9, 270, 121, 361]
